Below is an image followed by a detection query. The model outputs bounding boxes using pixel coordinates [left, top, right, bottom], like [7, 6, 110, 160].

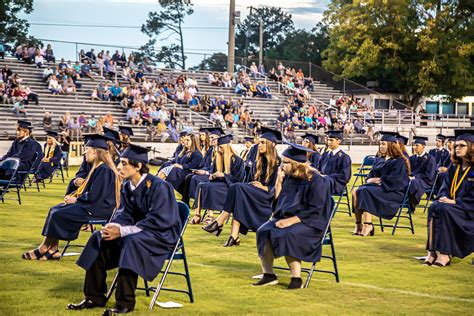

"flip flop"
[22, 248, 44, 260]
[41, 249, 61, 261]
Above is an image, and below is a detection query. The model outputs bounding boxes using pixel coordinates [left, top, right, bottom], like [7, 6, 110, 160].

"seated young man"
[69, 144, 182, 315]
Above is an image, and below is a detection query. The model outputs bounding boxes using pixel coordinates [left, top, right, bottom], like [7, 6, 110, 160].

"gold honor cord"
[450, 165, 471, 199]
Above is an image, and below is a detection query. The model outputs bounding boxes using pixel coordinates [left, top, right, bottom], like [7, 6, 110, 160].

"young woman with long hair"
[253, 142, 334, 289]
[202, 130, 281, 247]
[34, 130, 63, 181]
[158, 133, 203, 192]
[352, 132, 411, 236]
[191, 135, 245, 224]
[22, 134, 121, 260]
[302, 133, 321, 168]
[424, 130, 474, 267]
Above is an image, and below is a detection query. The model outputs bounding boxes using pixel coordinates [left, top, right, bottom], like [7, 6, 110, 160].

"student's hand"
[101, 224, 121, 241]
[367, 178, 381, 184]
[193, 170, 206, 175]
[439, 197, 455, 204]
[173, 164, 183, 169]
[276, 218, 298, 229]
[64, 195, 77, 204]
[213, 172, 224, 178]
[251, 182, 267, 191]
[74, 178, 85, 186]
[438, 167, 448, 173]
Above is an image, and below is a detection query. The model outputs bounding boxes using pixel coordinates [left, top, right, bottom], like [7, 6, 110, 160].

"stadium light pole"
[227, 0, 236, 73]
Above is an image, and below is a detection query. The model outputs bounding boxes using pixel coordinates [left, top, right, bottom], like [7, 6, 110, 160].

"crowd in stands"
[1, 64, 40, 117]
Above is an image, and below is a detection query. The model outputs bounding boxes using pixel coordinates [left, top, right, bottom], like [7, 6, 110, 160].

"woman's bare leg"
[285, 256, 302, 278]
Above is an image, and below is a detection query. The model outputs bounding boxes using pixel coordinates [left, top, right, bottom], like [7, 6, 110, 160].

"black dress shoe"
[102, 306, 134, 315]
[223, 235, 240, 247]
[202, 220, 223, 236]
[287, 277, 303, 289]
[66, 299, 105, 310]
[252, 273, 278, 287]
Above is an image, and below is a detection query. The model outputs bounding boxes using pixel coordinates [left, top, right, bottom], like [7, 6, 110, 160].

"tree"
[235, 6, 294, 58]
[323, 0, 474, 110]
[141, 0, 193, 69]
[0, 0, 40, 50]
[192, 52, 228, 72]
[266, 22, 329, 66]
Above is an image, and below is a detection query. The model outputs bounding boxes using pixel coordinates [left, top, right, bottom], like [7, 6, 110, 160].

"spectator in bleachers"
[12, 100, 27, 117]
[103, 112, 115, 128]
[68, 117, 81, 141]
[44, 44, 55, 62]
[0, 41, 5, 59]
[108, 82, 122, 101]
[95, 52, 105, 78]
[126, 104, 142, 125]
[59, 112, 71, 132]
[250, 62, 259, 78]
[63, 77, 77, 95]
[87, 115, 97, 133]
[43, 112, 53, 130]
[15, 45, 23, 60]
[2, 64, 12, 82]
[105, 60, 117, 80]
[24, 85, 39, 105]
[80, 60, 94, 81]
[77, 113, 88, 132]
[0, 82, 7, 104]
[22, 46, 32, 64]
[79, 49, 86, 63]
[34, 51, 44, 68]
[85, 48, 96, 63]
[42, 66, 53, 82]
[48, 75, 62, 95]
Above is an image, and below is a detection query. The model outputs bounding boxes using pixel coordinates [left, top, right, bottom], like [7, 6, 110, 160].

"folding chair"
[349, 155, 376, 191]
[19, 152, 41, 192]
[61, 152, 69, 177]
[61, 219, 108, 257]
[274, 198, 339, 288]
[0, 158, 21, 204]
[106, 202, 194, 310]
[49, 163, 65, 184]
[422, 172, 439, 214]
[334, 186, 352, 216]
[375, 181, 414, 235]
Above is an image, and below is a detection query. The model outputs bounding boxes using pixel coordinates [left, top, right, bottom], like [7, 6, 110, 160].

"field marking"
[189, 262, 474, 304]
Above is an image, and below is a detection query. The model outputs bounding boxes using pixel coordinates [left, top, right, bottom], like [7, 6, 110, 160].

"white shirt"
[330, 147, 341, 156]
[109, 174, 148, 237]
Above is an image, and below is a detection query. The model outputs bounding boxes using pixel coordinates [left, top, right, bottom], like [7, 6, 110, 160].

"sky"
[23, 0, 329, 68]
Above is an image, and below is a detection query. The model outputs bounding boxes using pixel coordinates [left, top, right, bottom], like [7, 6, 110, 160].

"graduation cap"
[282, 141, 315, 163]
[325, 130, 343, 140]
[436, 134, 446, 142]
[380, 131, 398, 142]
[303, 132, 318, 145]
[446, 135, 456, 142]
[244, 136, 254, 142]
[84, 134, 109, 150]
[454, 129, 474, 143]
[217, 134, 233, 146]
[413, 136, 428, 145]
[17, 120, 31, 129]
[260, 127, 282, 144]
[205, 127, 224, 136]
[118, 125, 134, 136]
[121, 143, 149, 164]
[396, 134, 409, 145]
[103, 126, 120, 144]
[45, 130, 58, 138]
[179, 131, 189, 138]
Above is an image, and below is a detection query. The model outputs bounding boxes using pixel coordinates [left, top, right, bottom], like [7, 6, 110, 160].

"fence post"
[309, 62, 312, 78]
[75, 42, 78, 61]
[343, 79, 346, 96]
[382, 112, 385, 130]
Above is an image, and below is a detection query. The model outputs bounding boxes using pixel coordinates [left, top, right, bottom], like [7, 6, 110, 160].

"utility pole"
[258, 17, 263, 66]
[227, 0, 236, 73]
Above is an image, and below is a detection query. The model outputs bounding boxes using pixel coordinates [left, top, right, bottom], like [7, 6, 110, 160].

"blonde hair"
[254, 139, 278, 184]
[216, 143, 238, 174]
[287, 159, 318, 180]
[93, 148, 122, 210]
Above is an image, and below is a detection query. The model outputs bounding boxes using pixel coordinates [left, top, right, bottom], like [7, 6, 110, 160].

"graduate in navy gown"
[302, 132, 321, 168]
[181, 127, 223, 207]
[191, 135, 245, 224]
[158, 133, 203, 192]
[103, 126, 122, 164]
[34, 131, 63, 181]
[202, 128, 281, 246]
[69, 144, 182, 314]
[66, 154, 92, 195]
[396, 134, 410, 159]
[433, 136, 455, 196]
[157, 131, 188, 171]
[253, 142, 334, 290]
[244, 135, 259, 182]
[240, 136, 255, 161]
[22, 134, 121, 261]
[352, 132, 411, 236]
[0, 120, 38, 180]
[429, 134, 451, 169]
[423, 129, 474, 267]
[118, 126, 133, 152]
[29, 127, 45, 173]
[317, 130, 352, 195]
[408, 136, 437, 211]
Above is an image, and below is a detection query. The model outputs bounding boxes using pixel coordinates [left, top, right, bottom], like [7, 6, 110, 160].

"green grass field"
[0, 166, 473, 315]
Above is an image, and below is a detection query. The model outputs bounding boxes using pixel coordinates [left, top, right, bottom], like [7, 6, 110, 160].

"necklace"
[450, 165, 471, 199]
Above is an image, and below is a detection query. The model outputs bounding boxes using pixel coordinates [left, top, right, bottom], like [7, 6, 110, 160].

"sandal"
[202, 216, 214, 224]
[40, 249, 61, 261]
[189, 214, 201, 225]
[22, 248, 44, 260]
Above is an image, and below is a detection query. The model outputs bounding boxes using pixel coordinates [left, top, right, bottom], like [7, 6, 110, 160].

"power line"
[29, 22, 227, 30]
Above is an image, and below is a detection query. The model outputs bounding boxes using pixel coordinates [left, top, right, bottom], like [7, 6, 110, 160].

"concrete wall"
[1, 140, 380, 165]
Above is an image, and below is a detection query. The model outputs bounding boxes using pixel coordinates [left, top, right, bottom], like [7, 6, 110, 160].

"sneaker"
[287, 277, 303, 290]
[251, 273, 278, 287]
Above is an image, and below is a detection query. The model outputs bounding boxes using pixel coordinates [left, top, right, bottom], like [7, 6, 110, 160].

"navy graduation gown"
[77, 174, 181, 281]
[356, 157, 409, 219]
[166, 150, 203, 193]
[317, 149, 352, 195]
[66, 156, 92, 195]
[1, 137, 37, 172]
[158, 143, 184, 171]
[427, 165, 474, 258]
[201, 147, 213, 169]
[31, 139, 44, 171]
[41, 163, 117, 241]
[186, 148, 214, 201]
[409, 153, 437, 206]
[195, 155, 245, 211]
[256, 173, 334, 262]
[244, 144, 258, 182]
[429, 148, 451, 168]
[308, 152, 321, 168]
[223, 158, 279, 234]
[35, 144, 62, 180]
